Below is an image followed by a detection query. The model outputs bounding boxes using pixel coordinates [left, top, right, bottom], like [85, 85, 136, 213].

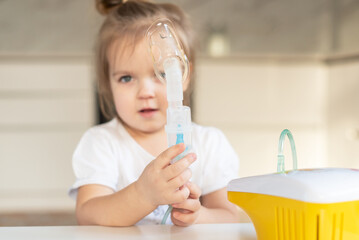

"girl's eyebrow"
[112, 70, 131, 77]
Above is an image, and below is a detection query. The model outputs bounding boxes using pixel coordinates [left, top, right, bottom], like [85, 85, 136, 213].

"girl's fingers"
[172, 198, 201, 212]
[171, 208, 198, 226]
[187, 181, 201, 199]
[168, 168, 192, 189]
[170, 185, 190, 203]
[163, 153, 197, 180]
[154, 143, 185, 169]
[171, 213, 188, 227]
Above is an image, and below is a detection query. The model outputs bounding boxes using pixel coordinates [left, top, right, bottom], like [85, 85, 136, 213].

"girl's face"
[108, 38, 175, 134]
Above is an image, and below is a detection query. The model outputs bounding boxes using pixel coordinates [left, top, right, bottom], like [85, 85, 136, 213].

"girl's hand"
[135, 143, 197, 208]
[171, 181, 202, 227]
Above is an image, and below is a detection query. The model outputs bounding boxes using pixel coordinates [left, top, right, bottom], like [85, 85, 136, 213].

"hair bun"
[96, 0, 127, 15]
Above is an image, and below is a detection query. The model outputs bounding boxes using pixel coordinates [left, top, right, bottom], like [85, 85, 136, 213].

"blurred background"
[0, 0, 358, 226]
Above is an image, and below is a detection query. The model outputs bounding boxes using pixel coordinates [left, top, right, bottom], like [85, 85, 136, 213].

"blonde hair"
[95, 0, 196, 120]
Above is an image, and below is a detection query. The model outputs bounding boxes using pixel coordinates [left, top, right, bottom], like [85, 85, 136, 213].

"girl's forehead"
[108, 37, 152, 70]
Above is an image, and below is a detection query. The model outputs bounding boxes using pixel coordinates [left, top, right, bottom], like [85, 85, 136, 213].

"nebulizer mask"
[146, 18, 192, 223]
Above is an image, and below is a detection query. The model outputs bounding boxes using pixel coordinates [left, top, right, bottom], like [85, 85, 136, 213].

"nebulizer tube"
[146, 18, 192, 224]
[277, 129, 298, 173]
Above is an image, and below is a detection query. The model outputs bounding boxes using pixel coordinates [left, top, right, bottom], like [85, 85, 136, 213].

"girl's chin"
[140, 125, 165, 134]
[124, 122, 165, 135]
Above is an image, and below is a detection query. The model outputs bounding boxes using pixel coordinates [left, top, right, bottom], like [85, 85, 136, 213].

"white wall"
[194, 58, 328, 177]
[0, 57, 96, 212]
[0, 55, 358, 212]
[326, 60, 359, 168]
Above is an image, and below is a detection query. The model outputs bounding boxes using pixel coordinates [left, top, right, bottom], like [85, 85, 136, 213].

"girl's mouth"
[140, 108, 157, 112]
[139, 108, 158, 118]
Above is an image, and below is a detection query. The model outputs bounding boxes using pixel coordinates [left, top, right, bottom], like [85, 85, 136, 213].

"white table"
[0, 223, 257, 240]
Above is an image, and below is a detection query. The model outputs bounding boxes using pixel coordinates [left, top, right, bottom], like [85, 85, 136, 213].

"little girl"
[69, 0, 240, 226]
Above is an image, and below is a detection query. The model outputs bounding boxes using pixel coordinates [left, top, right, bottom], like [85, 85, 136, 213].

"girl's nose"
[138, 77, 156, 99]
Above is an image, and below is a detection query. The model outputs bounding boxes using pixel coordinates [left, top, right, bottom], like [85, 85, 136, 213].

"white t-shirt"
[69, 118, 239, 225]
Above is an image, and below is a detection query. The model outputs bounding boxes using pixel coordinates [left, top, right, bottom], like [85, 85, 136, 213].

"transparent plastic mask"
[146, 18, 189, 84]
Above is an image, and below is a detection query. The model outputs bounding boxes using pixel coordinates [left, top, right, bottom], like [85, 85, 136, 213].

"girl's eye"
[119, 75, 132, 83]
[160, 72, 166, 78]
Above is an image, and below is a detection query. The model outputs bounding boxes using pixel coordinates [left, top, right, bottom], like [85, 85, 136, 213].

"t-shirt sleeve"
[68, 128, 119, 199]
[200, 128, 239, 195]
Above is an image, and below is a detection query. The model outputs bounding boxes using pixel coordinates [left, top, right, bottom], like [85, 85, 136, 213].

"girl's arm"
[198, 187, 240, 223]
[76, 183, 155, 226]
[76, 143, 197, 226]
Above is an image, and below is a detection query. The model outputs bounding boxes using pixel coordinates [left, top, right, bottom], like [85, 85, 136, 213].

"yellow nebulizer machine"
[228, 129, 359, 240]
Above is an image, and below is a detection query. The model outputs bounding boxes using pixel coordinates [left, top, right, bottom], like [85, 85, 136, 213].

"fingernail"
[177, 143, 185, 148]
[189, 154, 197, 162]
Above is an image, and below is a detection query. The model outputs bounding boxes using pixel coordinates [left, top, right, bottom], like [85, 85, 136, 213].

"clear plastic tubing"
[277, 129, 298, 173]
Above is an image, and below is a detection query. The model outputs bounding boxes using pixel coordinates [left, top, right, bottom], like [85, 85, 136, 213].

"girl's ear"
[183, 61, 192, 92]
